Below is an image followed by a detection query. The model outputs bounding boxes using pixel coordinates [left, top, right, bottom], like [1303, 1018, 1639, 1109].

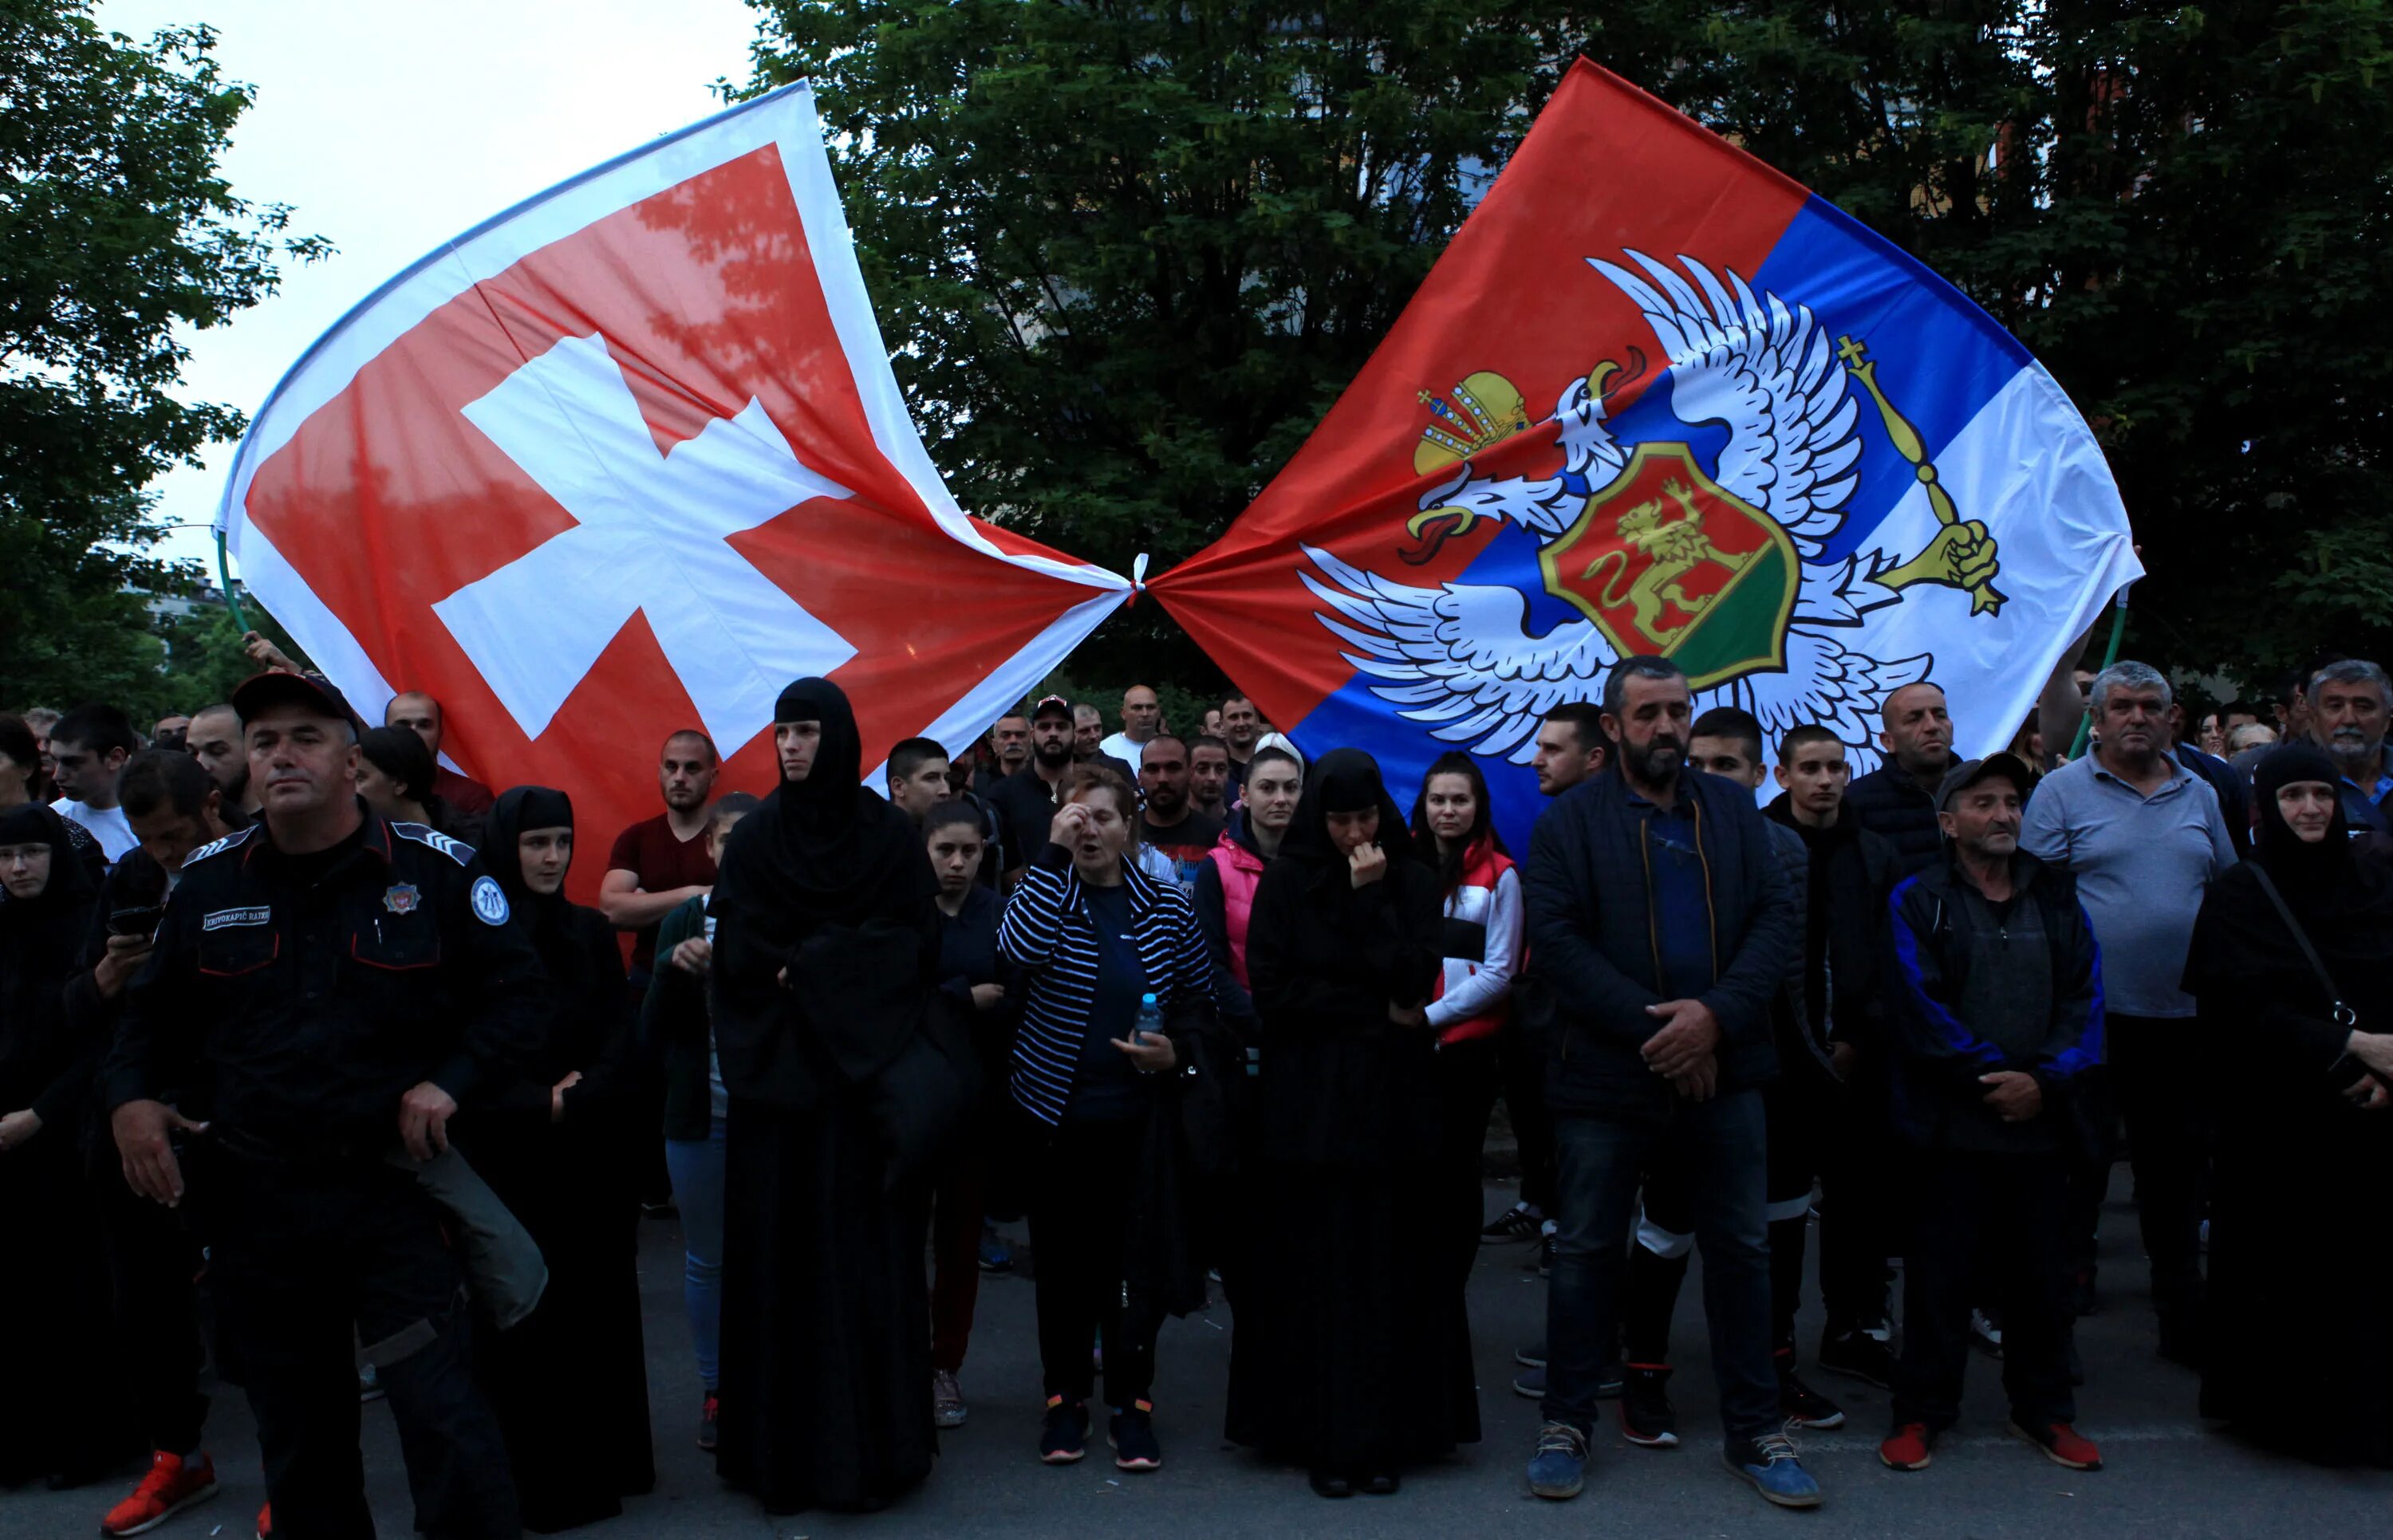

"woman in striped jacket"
[997, 762, 1212, 1477]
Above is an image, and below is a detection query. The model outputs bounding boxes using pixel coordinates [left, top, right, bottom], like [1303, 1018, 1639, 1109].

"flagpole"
[2068, 585, 2133, 760]
[216, 530, 252, 636]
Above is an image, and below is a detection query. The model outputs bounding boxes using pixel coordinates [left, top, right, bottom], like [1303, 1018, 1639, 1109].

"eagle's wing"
[1300, 544, 1615, 763]
[1717, 620, 1930, 769]
[1587, 252, 1863, 557]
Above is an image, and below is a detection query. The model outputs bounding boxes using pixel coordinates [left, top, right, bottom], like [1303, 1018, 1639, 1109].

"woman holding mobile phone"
[1228, 748, 1471, 1499]
[998, 762, 1212, 1475]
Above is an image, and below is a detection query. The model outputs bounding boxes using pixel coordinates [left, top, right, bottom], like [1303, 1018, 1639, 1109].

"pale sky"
[95, 0, 768, 575]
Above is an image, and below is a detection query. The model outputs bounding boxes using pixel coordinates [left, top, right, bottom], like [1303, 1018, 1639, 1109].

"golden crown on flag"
[1414, 371, 1530, 475]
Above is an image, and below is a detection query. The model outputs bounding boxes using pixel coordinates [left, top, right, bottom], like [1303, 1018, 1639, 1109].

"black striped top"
[997, 845, 1212, 1125]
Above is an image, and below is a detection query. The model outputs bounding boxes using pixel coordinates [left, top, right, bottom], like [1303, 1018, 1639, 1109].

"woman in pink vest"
[1409, 751, 1526, 1291]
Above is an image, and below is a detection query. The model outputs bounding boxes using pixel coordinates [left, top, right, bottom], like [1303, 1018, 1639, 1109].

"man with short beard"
[73, 751, 238, 1538]
[599, 730, 722, 984]
[187, 703, 261, 818]
[2306, 658, 2393, 833]
[1847, 683, 1956, 876]
[1521, 656, 1812, 1510]
[1133, 734, 1222, 893]
[2022, 660, 2235, 1364]
[384, 691, 495, 816]
[991, 696, 1082, 878]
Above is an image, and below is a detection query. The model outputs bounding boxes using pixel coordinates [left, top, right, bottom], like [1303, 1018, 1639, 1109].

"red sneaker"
[2011, 1418, 2103, 1470]
[101, 1451, 219, 1537]
[1879, 1422, 1934, 1471]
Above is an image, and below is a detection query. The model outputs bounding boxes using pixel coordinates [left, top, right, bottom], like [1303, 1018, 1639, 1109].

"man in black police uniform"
[105, 672, 542, 1539]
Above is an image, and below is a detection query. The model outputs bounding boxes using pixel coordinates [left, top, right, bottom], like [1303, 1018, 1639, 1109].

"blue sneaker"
[1725, 1432, 1822, 1508]
[979, 1225, 1014, 1273]
[1527, 1420, 1589, 1500]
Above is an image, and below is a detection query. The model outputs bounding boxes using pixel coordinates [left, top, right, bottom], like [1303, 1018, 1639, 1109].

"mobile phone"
[108, 905, 166, 937]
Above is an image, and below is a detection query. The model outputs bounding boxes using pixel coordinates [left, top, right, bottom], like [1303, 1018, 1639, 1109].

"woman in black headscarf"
[0, 805, 140, 1487]
[452, 786, 652, 1530]
[708, 679, 943, 1514]
[1226, 749, 1476, 1498]
[2186, 742, 2393, 1465]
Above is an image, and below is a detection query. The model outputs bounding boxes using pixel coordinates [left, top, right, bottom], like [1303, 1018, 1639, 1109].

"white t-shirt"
[1099, 731, 1149, 772]
[51, 798, 136, 863]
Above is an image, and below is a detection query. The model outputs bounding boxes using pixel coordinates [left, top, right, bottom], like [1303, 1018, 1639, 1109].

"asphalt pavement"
[6, 1170, 2385, 1539]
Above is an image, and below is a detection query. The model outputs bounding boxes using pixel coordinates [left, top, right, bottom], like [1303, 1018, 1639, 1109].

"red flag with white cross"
[215, 83, 1129, 890]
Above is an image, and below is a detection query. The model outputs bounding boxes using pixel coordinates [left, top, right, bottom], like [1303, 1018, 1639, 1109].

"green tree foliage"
[0, 1, 326, 715]
[744, 0, 2390, 695]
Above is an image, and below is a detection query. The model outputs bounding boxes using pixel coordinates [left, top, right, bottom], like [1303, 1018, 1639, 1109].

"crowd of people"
[3, 632, 2391, 1537]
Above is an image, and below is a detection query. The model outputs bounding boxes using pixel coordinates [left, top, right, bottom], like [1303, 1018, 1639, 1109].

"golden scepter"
[1835, 335, 2006, 616]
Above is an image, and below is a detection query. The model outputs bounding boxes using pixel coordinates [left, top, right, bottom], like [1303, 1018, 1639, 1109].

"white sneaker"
[934, 1369, 968, 1428]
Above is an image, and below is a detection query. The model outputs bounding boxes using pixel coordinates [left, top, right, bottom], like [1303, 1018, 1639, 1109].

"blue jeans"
[1543, 1092, 1777, 1441]
[664, 1117, 727, 1391]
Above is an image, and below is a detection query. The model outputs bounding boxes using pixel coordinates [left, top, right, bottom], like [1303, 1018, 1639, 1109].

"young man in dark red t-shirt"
[599, 729, 721, 982]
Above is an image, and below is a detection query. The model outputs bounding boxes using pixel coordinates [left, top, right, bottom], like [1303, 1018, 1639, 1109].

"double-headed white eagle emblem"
[1302, 250, 2004, 766]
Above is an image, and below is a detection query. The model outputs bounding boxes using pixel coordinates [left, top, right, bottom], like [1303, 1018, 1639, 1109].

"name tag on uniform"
[202, 906, 272, 931]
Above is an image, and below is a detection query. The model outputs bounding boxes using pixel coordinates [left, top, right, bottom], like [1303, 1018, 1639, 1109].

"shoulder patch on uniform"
[470, 874, 511, 926]
[184, 825, 258, 866]
[392, 821, 476, 865]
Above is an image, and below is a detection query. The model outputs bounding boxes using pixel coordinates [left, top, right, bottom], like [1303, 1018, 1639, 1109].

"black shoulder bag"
[2245, 865, 2393, 1093]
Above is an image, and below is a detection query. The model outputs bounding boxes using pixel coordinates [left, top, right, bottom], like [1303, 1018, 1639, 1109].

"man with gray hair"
[2020, 660, 2236, 1365]
[2305, 658, 2393, 833]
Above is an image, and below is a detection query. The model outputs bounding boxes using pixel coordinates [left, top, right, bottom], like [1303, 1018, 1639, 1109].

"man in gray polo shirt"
[2021, 660, 2236, 1365]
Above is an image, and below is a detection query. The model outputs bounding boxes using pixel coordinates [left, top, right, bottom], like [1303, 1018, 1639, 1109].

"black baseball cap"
[1935, 751, 2034, 811]
[231, 671, 365, 736]
[1029, 695, 1074, 723]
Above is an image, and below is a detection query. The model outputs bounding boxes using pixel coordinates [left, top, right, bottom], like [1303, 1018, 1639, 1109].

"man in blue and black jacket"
[1878, 752, 2106, 1478]
[1520, 656, 1812, 1510]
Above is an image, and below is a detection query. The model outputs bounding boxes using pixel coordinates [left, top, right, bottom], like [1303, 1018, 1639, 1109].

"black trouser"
[2062, 1065, 2115, 1290]
[2108, 1015, 2210, 1328]
[1027, 1117, 1157, 1408]
[1434, 1035, 1506, 1290]
[1624, 1066, 1889, 1361]
[1893, 1149, 2076, 1431]
[97, 1162, 211, 1455]
[207, 1149, 517, 1539]
[1493, 1022, 1557, 1214]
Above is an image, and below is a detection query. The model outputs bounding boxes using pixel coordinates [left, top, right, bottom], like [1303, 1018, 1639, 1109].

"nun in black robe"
[2185, 743, 2393, 1466]
[709, 679, 943, 1513]
[1226, 749, 1479, 1495]
[0, 804, 139, 1487]
[454, 786, 654, 1530]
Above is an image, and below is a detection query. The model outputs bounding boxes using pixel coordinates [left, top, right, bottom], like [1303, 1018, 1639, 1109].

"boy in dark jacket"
[1765, 726, 1902, 1391]
[1521, 659, 1812, 1510]
[1879, 754, 2104, 1476]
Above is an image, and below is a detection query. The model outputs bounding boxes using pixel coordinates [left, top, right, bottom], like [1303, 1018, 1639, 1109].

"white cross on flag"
[215, 83, 1129, 874]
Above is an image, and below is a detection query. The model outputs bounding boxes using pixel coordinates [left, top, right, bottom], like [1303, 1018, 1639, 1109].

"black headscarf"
[483, 785, 577, 943]
[2249, 743, 2367, 909]
[1279, 747, 1420, 870]
[0, 805, 104, 1102]
[708, 679, 939, 1107]
[718, 678, 933, 929]
[2186, 742, 2393, 1024]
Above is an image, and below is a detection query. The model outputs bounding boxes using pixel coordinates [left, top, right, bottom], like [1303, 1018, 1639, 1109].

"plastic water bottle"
[1133, 992, 1165, 1042]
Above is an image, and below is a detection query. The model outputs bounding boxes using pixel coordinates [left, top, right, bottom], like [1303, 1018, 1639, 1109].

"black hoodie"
[1764, 794, 1901, 1062]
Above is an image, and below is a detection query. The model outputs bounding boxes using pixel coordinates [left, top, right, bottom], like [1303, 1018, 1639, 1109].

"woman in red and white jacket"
[1409, 751, 1526, 1290]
